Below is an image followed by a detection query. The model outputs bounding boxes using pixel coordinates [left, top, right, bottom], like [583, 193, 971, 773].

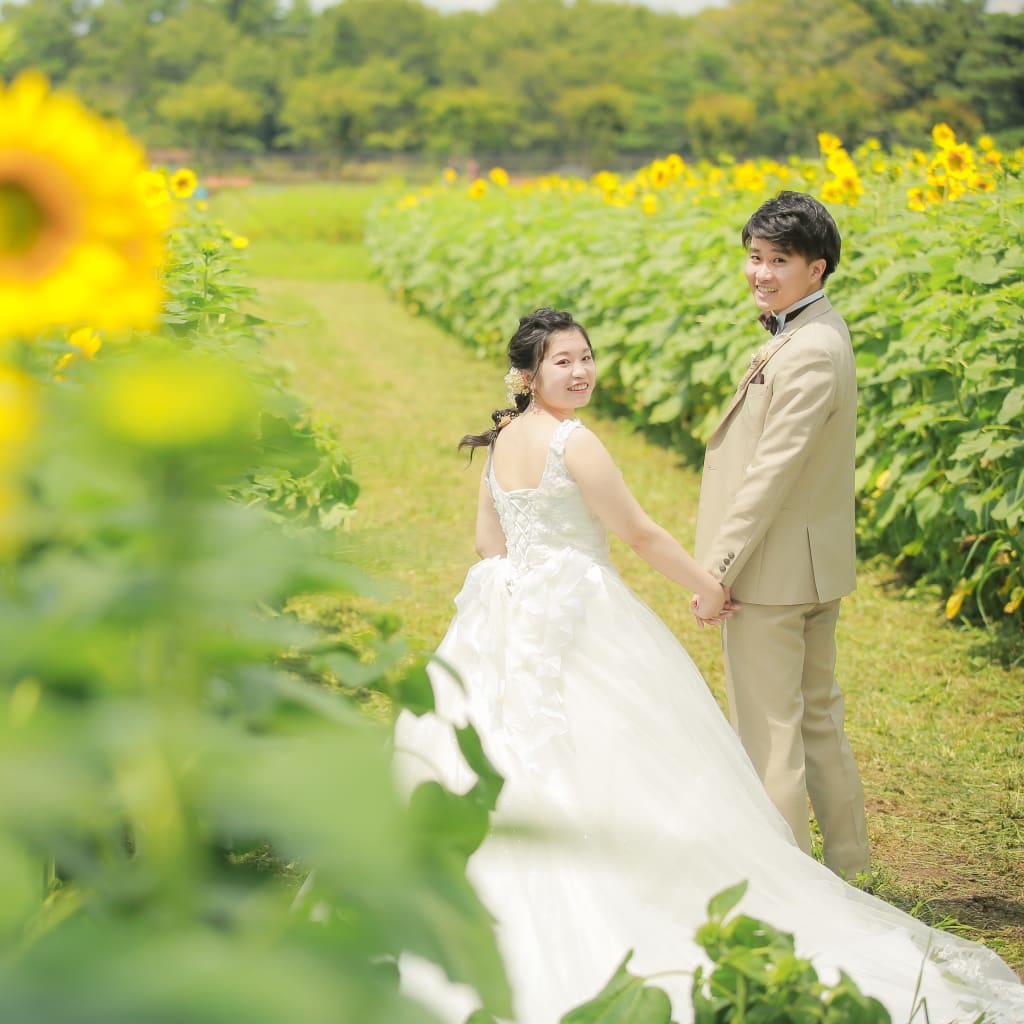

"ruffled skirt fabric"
[395, 553, 1024, 1023]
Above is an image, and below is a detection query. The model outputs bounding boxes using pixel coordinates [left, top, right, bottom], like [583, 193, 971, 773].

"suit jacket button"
[718, 564, 727, 573]
[727, 551, 735, 558]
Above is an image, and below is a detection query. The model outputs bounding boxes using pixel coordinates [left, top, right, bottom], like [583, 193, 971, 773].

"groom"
[694, 191, 871, 880]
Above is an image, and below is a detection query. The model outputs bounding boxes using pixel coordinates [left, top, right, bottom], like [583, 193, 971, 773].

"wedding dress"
[395, 418, 1023, 1024]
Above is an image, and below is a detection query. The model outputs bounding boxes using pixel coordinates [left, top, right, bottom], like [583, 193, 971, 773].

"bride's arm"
[474, 467, 507, 559]
[565, 429, 726, 616]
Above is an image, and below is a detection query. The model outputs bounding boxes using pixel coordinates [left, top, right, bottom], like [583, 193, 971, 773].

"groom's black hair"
[742, 191, 842, 283]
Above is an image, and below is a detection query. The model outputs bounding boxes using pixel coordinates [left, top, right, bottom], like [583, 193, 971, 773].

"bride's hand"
[691, 584, 738, 628]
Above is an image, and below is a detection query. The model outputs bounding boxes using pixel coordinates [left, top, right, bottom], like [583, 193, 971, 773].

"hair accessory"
[503, 367, 531, 404]
[497, 412, 514, 429]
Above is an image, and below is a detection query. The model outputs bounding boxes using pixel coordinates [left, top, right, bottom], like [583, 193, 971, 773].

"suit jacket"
[695, 297, 857, 605]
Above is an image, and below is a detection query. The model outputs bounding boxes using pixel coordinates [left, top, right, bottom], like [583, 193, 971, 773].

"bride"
[395, 307, 1023, 1023]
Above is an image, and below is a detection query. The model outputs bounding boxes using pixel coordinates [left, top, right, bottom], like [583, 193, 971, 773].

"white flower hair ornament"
[504, 367, 532, 405]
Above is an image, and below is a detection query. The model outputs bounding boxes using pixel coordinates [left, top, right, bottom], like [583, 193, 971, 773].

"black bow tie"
[759, 297, 822, 334]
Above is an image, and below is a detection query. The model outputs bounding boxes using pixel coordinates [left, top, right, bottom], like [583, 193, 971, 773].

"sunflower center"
[0, 156, 82, 282]
[0, 182, 46, 256]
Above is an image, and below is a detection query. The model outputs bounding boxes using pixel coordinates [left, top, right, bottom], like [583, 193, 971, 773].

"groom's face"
[745, 237, 826, 314]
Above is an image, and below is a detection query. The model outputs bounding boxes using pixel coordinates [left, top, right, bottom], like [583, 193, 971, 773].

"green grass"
[207, 181, 393, 244]
[241, 239, 372, 280]
[231, 182, 1023, 977]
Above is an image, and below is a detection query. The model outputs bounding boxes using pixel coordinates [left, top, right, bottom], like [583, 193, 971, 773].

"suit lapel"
[710, 298, 835, 439]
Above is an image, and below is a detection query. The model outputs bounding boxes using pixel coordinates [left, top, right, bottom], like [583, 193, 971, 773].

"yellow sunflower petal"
[0, 73, 165, 339]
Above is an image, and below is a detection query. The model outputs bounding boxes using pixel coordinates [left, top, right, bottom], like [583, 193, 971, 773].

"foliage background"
[1, 0, 1023, 167]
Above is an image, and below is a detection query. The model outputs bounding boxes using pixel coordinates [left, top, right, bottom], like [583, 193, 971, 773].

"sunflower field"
[367, 130, 1024, 633]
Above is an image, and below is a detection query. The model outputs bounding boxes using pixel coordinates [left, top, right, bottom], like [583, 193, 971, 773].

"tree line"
[2, 0, 1022, 169]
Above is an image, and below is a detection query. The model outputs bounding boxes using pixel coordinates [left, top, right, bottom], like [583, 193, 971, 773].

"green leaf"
[392, 660, 436, 716]
[912, 487, 943, 527]
[408, 781, 490, 861]
[647, 393, 684, 425]
[456, 724, 505, 813]
[560, 952, 674, 1023]
[706, 880, 748, 923]
[465, 1010, 499, 1024]
[998, 386, 1024, 425]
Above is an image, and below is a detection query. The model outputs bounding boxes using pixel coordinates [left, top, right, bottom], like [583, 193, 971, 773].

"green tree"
[148, 4, 238, 83]
[310, 0, 442, 81]
[157, 79, 264, 156]
[0, 0, 89, 82]
[64, 0, 168, 131]
[557, 84, 634, 168]
[954, 12, 1024, 143]
[278, 73, 377, 164]
[683, 93, 758, 158]
[419, 86, 521, 159]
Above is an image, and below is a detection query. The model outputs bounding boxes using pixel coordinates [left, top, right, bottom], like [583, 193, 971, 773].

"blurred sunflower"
[817, 132, 843, 155]
[169, 167, 198, 199]
[943, 143, 975, 180]
[0, 71, 167, 340]
[649, 160, 670, 188]
[0, 364, 36, 548]
[932, 123, 957, 150]
[907, 186, 928, 212]
[0, 364, 35, 460]
[55, 325, 102, 374]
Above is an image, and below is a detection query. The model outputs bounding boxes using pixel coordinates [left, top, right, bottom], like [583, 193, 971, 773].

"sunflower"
[55, 325, 102, 374]
[0, 364, 35, 460]
[648, 160, 670, 189]
[825, 150, 855, 177]
[932, 123, 957, 150]
[817, 132, 843, 155]
[0, 71, 167, 341]
[943, 143, 975, 180]
[137, 170, 171, 209]
[488, 167, 509, 187]
[169, 167, 198, 199]
[906, 187, 928, 212]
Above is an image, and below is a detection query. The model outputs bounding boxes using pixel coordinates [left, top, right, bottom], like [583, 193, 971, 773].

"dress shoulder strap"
[549, 418, 582, 459]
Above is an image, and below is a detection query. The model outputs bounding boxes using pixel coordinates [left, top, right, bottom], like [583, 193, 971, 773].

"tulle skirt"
[395, 552, 1024, 1023]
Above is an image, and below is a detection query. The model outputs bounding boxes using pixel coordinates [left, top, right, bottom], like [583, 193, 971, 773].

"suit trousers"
[721, 599, 871, 879]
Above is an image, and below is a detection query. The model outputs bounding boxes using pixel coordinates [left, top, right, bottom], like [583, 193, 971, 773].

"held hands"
[691, 583, 739, 628]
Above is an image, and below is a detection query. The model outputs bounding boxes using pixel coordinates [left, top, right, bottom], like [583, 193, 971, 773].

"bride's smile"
[530, 328, 595, 416]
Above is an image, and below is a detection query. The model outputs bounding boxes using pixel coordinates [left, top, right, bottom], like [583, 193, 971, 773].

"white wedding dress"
[395, 418, 1023, 1024]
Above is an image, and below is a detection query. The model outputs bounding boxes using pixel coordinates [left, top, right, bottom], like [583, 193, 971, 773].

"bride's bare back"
[489, 414, 562, 493]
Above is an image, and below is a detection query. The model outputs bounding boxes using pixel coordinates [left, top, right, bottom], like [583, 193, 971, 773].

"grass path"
[252, 270, 1023, 975]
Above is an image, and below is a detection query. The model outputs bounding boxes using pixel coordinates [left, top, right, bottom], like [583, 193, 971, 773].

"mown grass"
[223, 183, 1024, 977]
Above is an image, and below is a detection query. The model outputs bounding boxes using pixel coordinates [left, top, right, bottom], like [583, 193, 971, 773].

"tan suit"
[696, 297, 870, 878]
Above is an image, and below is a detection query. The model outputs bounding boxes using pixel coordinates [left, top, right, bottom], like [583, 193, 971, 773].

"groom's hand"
[691, 585, 738, 628]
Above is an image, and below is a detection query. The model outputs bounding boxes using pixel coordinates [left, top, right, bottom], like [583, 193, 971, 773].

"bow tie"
[758, 296, 822, 334]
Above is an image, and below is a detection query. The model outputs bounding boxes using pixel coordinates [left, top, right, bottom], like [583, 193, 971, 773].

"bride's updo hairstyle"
[459, 307, 593, 455]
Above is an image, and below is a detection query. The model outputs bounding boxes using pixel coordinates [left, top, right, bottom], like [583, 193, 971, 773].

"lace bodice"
[487, 418, 610, 572]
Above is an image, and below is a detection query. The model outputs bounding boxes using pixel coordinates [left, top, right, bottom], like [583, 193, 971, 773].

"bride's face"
[531, 329, 596, 413]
